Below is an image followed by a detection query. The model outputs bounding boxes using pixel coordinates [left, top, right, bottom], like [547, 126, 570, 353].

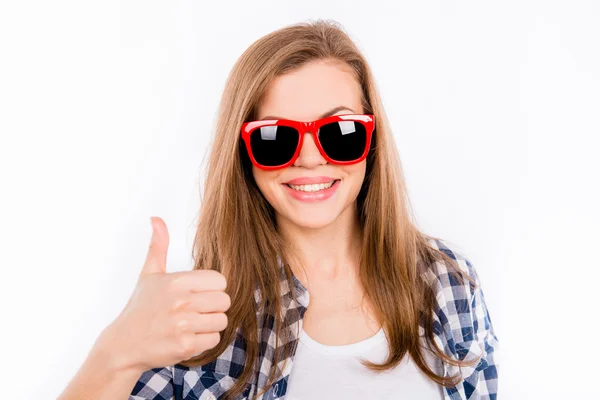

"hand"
[95, 216, 230, 373]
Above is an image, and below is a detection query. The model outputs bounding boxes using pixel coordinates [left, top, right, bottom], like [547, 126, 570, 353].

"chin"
[286, 209, 340, 230]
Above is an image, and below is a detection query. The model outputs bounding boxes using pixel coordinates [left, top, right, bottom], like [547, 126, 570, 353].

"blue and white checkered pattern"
[129, 238, 499, 399]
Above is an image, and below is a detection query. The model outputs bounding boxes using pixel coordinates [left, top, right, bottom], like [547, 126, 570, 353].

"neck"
[277, 202, 362, 287]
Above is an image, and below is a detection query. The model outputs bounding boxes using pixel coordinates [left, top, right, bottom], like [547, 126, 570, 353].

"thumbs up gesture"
[95, 217, 230, 373]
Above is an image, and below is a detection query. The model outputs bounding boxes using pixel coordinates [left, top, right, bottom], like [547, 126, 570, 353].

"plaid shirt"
[130, 238, 499, 400]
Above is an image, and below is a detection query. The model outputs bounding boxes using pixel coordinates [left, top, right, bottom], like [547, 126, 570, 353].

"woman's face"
[252, 60, 367, 229]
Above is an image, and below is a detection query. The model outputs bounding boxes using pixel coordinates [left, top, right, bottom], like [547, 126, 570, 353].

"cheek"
[343, 162, 367, 189]
[252, 166, 266, 191]
[252, 165, 280, 199]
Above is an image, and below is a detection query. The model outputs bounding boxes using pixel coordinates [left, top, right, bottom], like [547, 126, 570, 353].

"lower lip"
[283, 180, 341, 202]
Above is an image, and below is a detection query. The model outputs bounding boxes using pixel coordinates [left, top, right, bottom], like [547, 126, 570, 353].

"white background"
[1, 1, 598, 398]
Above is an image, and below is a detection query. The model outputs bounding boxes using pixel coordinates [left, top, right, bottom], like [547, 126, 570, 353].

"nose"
[293, 131, 327, 168]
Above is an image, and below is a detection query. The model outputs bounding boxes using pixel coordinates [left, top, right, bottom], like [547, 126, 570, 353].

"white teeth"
[288, 181, 336, 192]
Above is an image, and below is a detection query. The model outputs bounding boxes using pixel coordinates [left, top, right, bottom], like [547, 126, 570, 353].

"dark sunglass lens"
[318, 120, 367, 162]
[249, 125, 299, 167]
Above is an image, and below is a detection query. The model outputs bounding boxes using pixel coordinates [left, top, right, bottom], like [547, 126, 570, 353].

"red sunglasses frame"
[240, 113, 375, 170]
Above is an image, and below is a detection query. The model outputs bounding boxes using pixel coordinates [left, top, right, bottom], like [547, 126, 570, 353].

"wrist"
[92, 323, 144, 376]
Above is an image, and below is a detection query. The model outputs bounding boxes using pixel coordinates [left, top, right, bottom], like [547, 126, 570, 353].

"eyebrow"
[259, 106, 356, 121]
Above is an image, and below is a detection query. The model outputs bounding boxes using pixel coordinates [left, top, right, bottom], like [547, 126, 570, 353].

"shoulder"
[422, 237, 482, 328]
[423, 236, 489, 339]
[425, 236, 480, 293]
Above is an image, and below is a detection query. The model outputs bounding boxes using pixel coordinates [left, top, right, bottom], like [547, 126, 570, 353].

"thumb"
[140, 216, 169, 277]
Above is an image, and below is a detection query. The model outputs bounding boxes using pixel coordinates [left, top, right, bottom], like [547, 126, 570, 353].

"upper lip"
[283, 176, 339, 185]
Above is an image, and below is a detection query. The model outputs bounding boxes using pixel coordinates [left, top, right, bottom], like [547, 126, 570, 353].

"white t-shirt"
[285, 327, 445, 399]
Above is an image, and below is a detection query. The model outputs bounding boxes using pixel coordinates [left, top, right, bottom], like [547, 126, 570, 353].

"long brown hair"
[182, 19, 479, 400]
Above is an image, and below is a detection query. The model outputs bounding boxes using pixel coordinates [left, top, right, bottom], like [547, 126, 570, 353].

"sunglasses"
[240, 114, 375, 170]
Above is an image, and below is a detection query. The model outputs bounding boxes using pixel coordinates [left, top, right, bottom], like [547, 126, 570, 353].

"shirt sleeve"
[129, 366, 175, 400]
[458, 261, 499, 399]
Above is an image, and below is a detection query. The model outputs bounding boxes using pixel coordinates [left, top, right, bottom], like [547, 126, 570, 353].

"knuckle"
[166, 274, 184, 292]
[170, 296, 190, 313]
[218, 313, 228, 330]
[222, 293, 231, 310]
[178, 336, 195, 356]
[218, 274, 227, 290]
[212, 331, 222, 346]
[203, 332, 221, 349]
[204, 269, 227, 289]
[206, 312, 227, 331]
[172, 315, 189, 335]
[196, 269, 213, 278]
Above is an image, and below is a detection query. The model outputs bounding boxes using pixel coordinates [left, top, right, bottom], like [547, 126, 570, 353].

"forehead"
[257, 60, 363, 122]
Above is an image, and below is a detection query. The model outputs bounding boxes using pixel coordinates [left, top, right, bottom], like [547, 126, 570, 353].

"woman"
[59, 19, 498, 400]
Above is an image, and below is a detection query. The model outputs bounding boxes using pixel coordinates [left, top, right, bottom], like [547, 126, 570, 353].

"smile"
[286, 180, 338, 192]
[282, 179, 341, 202]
